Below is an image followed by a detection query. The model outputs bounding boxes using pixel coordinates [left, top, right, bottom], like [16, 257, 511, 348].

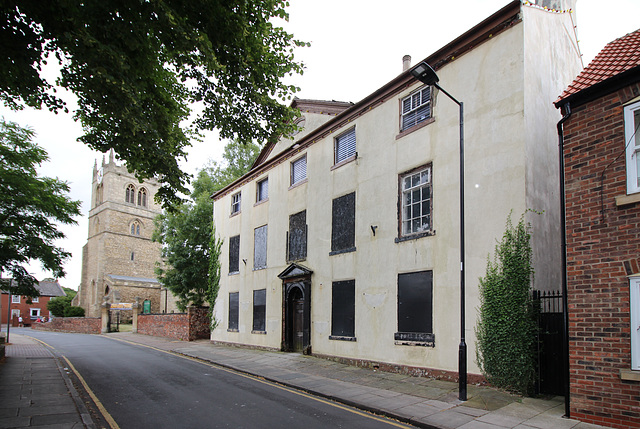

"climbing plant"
[475, 212, 537, 396]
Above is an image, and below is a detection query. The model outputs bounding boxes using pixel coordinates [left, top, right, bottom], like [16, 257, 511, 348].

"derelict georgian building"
[211, 1, 581, 378]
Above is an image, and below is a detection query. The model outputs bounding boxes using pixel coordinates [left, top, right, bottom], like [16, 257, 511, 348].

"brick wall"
[31, 317, 101, 334]
[137, 307, 210, 341]
[562, 82, 640, 429]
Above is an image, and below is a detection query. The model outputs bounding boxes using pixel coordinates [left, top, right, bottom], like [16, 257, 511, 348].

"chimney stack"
[402, 55, 412, 72]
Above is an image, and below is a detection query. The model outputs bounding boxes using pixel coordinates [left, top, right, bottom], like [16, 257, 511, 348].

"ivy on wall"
[475, 212, 538, 396]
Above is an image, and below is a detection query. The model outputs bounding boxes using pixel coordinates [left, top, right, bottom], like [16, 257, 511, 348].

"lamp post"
[411, 61, 467, 401]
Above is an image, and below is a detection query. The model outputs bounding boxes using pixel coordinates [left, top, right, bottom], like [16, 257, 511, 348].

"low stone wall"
[137, 307, 210, 341]
[31, 317, 101, 334]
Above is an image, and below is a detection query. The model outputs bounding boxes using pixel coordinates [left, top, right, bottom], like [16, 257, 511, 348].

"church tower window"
[138, 188, 147, 207]
[126, 184, 135, 203]
[131, 221, 141, 236]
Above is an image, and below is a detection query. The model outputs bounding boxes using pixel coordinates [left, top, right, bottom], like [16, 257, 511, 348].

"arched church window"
[131, 221, 141, 236]
[138, 188, 147, 207]
[126, 184, 135, 203]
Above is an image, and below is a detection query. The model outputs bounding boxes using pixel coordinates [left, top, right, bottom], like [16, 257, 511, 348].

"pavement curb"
[171, 349, 445, 429]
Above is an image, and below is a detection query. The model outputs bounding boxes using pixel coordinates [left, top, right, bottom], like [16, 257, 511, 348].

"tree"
[475, 213, 537, 396]
[47, 295, 72, 317]
[0, 119, 81, 297]
[1, 1, 306, 208]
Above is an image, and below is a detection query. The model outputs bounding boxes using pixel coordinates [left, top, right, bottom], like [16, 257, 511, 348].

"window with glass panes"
[400, 166, 432, 237]
[231, 192, 241, 214]
[291, 155, 307, 186]
[401, 87, 432, 131]
[625, 101, 640, 194]
[256, 178, 269, 202]
[335, 128, 356, 164]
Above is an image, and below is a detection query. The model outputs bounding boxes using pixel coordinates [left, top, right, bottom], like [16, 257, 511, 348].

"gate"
[534, 290, 564, 396]
[108, 310, 120, 332]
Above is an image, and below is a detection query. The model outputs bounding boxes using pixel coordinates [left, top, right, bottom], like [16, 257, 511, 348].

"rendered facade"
[555, 28, 640, 429]
[211, 1, 581, 379]
[73, 150, 179, 317]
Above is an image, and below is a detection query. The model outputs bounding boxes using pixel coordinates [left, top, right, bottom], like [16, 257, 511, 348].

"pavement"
[0, 332, 94, 429]
[0, 330, 612, 429]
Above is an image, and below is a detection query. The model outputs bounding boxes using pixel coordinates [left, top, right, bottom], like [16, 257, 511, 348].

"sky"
[2, 0, 639, 290]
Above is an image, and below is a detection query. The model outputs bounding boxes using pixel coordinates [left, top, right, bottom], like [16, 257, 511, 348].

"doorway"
[278, 263, 313, 354]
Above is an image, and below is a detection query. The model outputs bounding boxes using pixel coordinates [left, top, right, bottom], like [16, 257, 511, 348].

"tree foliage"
[475, 212, 537, 396]
[47, 295, 72, 317]
[0, 119, 81, 297]
[1, 0, 306, 207]
[153, 139, 258, 311]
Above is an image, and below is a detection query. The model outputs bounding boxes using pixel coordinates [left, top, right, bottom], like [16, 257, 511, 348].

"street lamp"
[411, 61, 467, 401]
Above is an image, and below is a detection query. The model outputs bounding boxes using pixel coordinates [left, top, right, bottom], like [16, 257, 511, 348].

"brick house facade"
[556, 29, 640, 429]
[1, 280, 66, 325]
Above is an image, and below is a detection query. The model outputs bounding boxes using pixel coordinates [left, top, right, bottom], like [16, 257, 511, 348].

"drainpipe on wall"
[557, 102, 572, 418]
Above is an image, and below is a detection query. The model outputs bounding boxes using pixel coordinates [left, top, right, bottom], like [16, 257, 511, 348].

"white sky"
[2, 0, 639, 289]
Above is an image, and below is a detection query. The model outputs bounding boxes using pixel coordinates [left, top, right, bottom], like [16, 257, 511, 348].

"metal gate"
[534, 290, 564, 396]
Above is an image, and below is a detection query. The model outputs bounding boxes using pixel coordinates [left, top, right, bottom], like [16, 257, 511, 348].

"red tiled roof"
[557, 27, 640, 101]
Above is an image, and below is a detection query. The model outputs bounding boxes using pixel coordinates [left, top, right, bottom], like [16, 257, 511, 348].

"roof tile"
[558, 28, 640, 101]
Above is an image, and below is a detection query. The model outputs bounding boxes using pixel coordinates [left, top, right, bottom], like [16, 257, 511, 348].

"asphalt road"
[20, 330, 413, 428]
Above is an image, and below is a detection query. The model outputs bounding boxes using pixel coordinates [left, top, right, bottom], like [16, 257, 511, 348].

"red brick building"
[555, 29, 640, 429]
[1, 280, 67, 325]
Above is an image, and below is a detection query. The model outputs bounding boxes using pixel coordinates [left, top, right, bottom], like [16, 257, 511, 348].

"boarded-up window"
[252, 289, 266, 332]
[331, 192, 356, 254]
[229, 235, 240, 274]
[335, 128, 356, 164]
[397, 271, 433, 334]
[254, 225, 267, 270]
[287, 210, 307, 262]
[331, 280, 355, 338]
[228, 292, 239, 331]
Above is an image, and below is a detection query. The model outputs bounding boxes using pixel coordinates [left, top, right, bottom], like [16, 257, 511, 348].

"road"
[18, 329, 414, 428]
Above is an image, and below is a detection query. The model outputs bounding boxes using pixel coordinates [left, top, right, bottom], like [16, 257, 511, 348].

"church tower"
[74, 151, 175, 317]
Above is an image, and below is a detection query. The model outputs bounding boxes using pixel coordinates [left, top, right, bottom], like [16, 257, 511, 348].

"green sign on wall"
[143, 300, 151, 314]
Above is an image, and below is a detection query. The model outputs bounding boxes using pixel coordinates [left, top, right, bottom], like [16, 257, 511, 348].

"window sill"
[251, 330, 267, 335]
[615, 193, 640, 206]
[329, 247, 356, 256]
[228, 271, 239, 276]
[254, 199, 268, 207]
[229, 211, 241, 218]
[329, 335, 356, 342]
[227, 328, 239, 333]
[331, 155, 357, 171]
[253, 267, 266, 272]
[289, 178, 308, 190]
[396, 117, 435, 140]
[394, 332, 435, 347]
[395, 231, 435, 243]
[620, 368, 640, 382]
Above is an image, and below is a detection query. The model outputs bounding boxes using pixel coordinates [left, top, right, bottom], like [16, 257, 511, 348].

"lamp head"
[411, 62, 439, 85]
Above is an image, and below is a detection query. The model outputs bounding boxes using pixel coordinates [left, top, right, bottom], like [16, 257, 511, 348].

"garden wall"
[137, 307, 210, 341]
[31, 317, 101, 334]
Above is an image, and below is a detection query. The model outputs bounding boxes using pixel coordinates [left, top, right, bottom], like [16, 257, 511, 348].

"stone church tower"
[74, 151, 178, 317]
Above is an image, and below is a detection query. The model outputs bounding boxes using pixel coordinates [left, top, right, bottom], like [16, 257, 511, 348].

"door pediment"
[278, 263, 313, 280]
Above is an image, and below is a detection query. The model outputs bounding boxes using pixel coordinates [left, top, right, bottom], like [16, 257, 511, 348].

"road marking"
[62, 356, 121, 429]
[106, 336, 411, 428]
[29, 336, 121, 429]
